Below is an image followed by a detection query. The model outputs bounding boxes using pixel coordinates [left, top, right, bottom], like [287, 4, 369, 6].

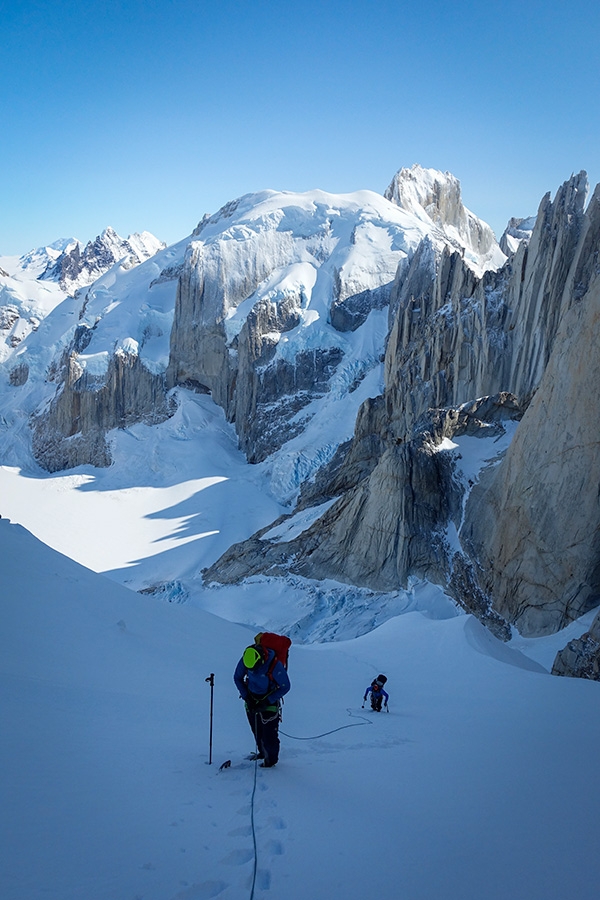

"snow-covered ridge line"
[0, 169, 504, 474]
[8, 165, 596, 656]
[0, 226, 165, 365]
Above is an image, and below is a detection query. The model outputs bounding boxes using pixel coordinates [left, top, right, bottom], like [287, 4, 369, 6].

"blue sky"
[1, 0, 599, 254]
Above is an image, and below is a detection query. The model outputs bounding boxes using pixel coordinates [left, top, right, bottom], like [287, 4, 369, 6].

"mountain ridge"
[1, 165, 598, 672]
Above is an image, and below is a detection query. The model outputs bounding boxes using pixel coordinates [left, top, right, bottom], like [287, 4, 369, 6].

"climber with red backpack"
[233, 632, 291, 768]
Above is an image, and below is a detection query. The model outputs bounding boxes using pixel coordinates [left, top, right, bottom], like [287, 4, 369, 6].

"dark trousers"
[246, 706, 280, 765]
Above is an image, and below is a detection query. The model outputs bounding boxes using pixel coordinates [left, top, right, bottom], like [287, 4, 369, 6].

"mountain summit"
[384, 163, 505, 272]
[41, 226, 165, 293]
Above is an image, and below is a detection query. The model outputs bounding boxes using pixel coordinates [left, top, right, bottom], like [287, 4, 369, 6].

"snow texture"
[2, 511, 600, 900]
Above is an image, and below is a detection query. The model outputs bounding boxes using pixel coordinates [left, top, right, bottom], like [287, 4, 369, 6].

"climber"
[363, 674, 389, 712]
[234, 642, 291, 767]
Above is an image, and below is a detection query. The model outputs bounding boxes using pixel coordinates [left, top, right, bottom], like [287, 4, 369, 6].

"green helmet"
[243, 645, 263, 669]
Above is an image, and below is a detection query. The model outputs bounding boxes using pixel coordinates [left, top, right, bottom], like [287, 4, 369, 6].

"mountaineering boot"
[247, 752, 264, 760]
[260, 761, 276, 768]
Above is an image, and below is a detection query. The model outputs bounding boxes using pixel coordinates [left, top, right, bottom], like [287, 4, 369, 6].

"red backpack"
[255, 632, 291, 675]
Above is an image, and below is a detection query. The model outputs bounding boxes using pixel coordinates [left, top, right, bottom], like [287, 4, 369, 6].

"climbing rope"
[249, 754, 259, 900]
[280, 707, 372, 740]
[244, 708, 372, 900]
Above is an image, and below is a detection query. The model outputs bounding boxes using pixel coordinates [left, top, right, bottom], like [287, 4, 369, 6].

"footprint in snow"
[265, 839, 284, 856]
[221, 848, 254, 866]
[236, 804, 251, 816]
[256, 868, 272, 890]
[228, 824, 252, 837]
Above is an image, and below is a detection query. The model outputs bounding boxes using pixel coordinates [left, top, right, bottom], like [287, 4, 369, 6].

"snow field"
[2, 519, 600, 900]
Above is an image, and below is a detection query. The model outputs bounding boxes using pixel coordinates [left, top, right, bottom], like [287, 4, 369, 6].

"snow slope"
[2, 517, 600, 900]
[0, 259, 68, 363]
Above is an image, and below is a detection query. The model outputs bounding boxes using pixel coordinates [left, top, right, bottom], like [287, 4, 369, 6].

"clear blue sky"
[1, 0, 599, 254]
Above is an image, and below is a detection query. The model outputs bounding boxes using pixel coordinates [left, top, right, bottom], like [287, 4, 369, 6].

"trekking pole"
[205, 673, 215, 764]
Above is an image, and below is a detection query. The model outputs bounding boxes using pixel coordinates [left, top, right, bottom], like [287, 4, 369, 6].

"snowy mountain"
[1, 162, 600, 898]
[0, 242, 72, 363]
[0, 227, 164, 363]
[0, 165, 598, 666]
[204, 171, 600, 646]
[384, 163, 506, 273]
[11, 236, 80, 278]
[1, 178, 503, 475]
[40, 226, 165, 293]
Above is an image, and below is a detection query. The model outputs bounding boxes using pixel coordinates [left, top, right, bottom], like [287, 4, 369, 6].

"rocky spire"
[384, 163, 504, 270]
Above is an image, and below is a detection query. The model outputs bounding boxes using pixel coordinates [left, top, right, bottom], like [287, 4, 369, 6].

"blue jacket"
[364, 684, 389, 703]
[234, 648, 291, 704]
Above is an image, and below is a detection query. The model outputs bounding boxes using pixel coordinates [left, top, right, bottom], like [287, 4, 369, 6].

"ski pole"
[205, 673, 215, 764]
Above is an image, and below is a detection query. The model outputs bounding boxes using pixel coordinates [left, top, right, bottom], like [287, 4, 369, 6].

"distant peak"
[385, 163, 502, 267]
[384, 164, 463, 221]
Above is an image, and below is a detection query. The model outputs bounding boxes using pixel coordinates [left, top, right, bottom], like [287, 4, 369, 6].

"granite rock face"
[384, 164, 504, 271]
[552, 609, 600, 679]
[203, 394, 519, 640]
[32, 343, 173, 472]
[384, 171, 589, 441]
[205, 172, 600, 645]
[462, 227, 600, 635]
